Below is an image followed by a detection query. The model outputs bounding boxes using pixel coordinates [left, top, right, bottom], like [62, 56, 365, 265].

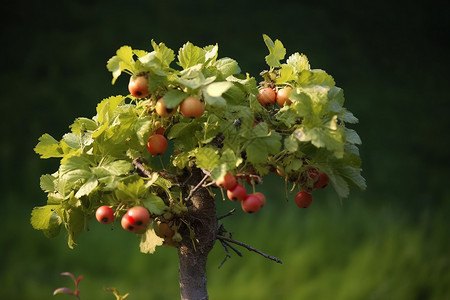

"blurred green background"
[1, 0, 449, 299]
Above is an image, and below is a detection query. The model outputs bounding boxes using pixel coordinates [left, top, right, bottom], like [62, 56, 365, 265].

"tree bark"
[178, 169, 217, 300]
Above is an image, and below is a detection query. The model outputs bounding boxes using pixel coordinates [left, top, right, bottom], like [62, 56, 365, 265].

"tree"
[31, 34, 366, 299]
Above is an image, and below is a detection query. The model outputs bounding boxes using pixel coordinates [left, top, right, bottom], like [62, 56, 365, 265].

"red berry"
[180, 96, 205, 118]
[128, 75, 149, 98]
[215, 173, 237, 190]
[126, 206, 150, 227]
[314, 172, 330, 190]
[121, 206, 150, 233]
[95, 206, 114, 224]
[257, 88, 276, 107]
[155, 98, 177, 117]
[226, 184, 247, 201]
[295, 191, 313, 208]
[147, 134, 168, 155]
[253, 192, 266, 207]
[276, 87, 293, 106]
[121, 215, 134, 232]
[241, 194, 262, 213]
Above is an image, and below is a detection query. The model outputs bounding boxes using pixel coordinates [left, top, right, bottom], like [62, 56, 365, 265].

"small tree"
[31, 35, 365, 299]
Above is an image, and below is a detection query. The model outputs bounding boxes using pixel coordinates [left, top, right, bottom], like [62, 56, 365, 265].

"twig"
[217, 208, 236, 220]
[184, 173, 210, 202]
[221, 240, 243, 257]
[218, 240, 232, 269]
[217, 235, 282, 264]
[132, 157, 153, 178]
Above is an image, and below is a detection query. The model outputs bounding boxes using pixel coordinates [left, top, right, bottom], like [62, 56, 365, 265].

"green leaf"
[140, 228, 164, 254]
[203, 81, 233, 108]
[297, 69, 335, 90]
[106, 46, 135, 84]
[94, 96, 125, 125]
[345, 128, 362, 145]
[213, 57, 240, 78]
[286, 52, 310, 73]
[75, 176, 98, 198]
[294, 126, 345, 158]
[34, 134, 63, 159]
[70, 118, 98, 135]
[284, 135, 299, 153]
[163, 89, 188, 109]
[134, 117, 152, 146]
[178, 42, 205, 69]
[195, 147, 219, 170]
[204, 81, 233, 97]
[102, 160, 134, 176]
[151, 40, 175, 68]
[40, 174, 56, 193]
[66, 207, 87, 249]
[275, 64, 295, 84]
[106, 56, 122, 84]
[31, 205, 60, 230]
[204, 44, 219, 64]
[142, 194, 168, 215]
[263, 34, 286, 67]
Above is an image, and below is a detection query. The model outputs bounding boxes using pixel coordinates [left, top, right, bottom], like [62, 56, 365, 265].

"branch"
[132, 157, 153, 178]
[132, 156, 180, 183]
[217, 208, 236, 221]
[184, 173, 210, 202]
[217, 235, 282, 264]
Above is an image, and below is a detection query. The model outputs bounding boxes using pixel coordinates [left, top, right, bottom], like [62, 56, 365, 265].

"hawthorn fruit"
[257, 87, 276, 107]
[276, 87, 293, 106]
[155, 98, 176, 117]
[128, 75, 149, 98]
[147, 134, 168, 155]
[253, 192, 266, 207]
[314, 172, 330, 190]
[215, 173, 237, 190]
[241, 194, 262, 213]
[121, 206, 150, 233]
[95, 206, 114, 224]
[226, 184, 247, 201]
[180, 96, 205, 118]
[295, 190, 313, 208]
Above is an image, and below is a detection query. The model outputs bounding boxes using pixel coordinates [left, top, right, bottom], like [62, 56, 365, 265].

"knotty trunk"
[178, 169, 217, 300]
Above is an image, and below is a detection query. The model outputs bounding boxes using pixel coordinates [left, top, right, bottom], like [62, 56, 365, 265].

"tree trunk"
[178, 169, 217, 300]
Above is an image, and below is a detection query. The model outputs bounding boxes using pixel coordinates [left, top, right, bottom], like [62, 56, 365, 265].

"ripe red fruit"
[314, 172, 330, 190]
[241, 194, 262, 213]
[121, 206, 150, 233]
[128, 75, 149, 98]
[155, 98, 176, 117]
[95, 206, 114, 224]
[253, 192, 266, 207]
[226, 184, 247, 201]
[215, 173, 237, 190]
[257, 87, 276, 107]
[147, 134, 168, 155]
[180, 96, 205, 118]
[276, 87, 293, 106]
[295, 190, 313, 208]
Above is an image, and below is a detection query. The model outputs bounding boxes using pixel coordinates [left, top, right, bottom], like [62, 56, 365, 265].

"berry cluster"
[292, 168, 330, 208]
[257, 86, 293, 107]
[128, 74, 207, 158]
[95, 205, 180, 246]
[95, 205, 150, 233]
[216, 173, 266, 213]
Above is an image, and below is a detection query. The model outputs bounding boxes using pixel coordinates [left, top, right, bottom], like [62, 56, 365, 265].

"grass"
[2, 188, 449, 299]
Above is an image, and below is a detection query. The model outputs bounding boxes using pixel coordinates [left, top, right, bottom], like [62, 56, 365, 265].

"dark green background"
[1, 0, 449, 299]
